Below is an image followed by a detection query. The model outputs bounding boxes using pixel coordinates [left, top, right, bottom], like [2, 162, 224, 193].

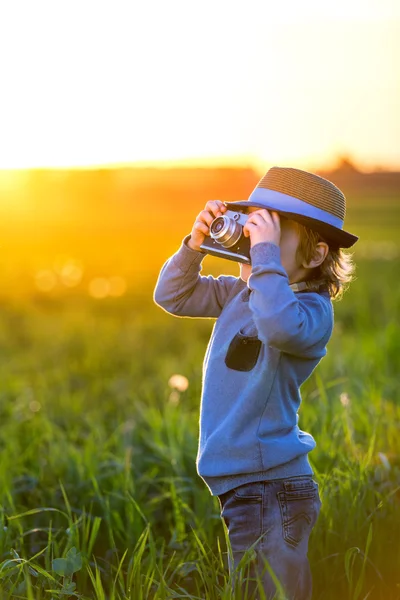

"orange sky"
[0, 1, 399, 171]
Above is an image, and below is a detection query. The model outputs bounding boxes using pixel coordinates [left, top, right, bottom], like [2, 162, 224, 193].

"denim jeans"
[217, 476, 322, 600]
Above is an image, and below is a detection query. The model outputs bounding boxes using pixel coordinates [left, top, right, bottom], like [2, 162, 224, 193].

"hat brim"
[224, 200, 359, 249]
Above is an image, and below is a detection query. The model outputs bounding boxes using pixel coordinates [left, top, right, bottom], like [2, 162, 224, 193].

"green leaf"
[62, 581, 77, 593]
[52, 547, 82, 577]
[65, 547, 82, 574]
[52, 558, 68, 576]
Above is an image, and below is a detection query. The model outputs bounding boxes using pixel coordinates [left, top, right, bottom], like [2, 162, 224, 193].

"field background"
[0, 163, 399, 599]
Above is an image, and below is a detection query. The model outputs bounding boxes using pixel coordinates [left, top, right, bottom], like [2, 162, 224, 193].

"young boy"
[153, 166, 358, 599]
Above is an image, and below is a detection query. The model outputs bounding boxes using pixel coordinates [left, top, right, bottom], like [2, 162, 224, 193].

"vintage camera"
[199, 205, 252, 264]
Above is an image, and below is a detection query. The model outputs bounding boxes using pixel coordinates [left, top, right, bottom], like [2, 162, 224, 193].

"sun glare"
[0, 171, 31, 210]
[0, 3, 398, 171]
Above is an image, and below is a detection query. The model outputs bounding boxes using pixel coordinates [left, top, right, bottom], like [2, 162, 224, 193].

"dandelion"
[340, 392, 350, 407]
[29, 400, 41, 412]
[168, 374, 189, 392]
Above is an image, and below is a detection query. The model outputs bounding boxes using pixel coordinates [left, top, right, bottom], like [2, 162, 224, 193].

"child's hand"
[187, 200, 228, 251]
[243, 209, 281, 248]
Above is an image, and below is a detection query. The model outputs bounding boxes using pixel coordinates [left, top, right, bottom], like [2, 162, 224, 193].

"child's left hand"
[243, 209, 281, 248]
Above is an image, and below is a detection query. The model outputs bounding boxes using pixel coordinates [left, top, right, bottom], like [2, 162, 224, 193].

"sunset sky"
[0, 0, 399, 172]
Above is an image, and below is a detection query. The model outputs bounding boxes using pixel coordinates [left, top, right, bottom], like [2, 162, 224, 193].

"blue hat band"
[248, 188, 344, 229]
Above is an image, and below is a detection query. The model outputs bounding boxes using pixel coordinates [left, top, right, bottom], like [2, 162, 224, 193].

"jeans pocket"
[220, 483, 263, 553]
[233, 481, 263, 500]
[277, 477, 320, 548]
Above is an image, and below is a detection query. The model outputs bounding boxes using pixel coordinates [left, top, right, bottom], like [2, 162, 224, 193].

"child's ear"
[301, 242, 329, 269]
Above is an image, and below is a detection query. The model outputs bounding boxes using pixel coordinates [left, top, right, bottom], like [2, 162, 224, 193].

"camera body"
[199, 206, 252, 265]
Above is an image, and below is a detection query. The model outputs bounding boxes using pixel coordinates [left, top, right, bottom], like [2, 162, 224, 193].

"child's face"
[238, 206, 304, 283]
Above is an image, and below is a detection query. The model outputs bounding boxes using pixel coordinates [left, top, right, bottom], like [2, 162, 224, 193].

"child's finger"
[256, 209, 275, 223]
[193, 220, 210, 235]
[243, 221, 257, 236]
[206, 200, 226, 218]
[270, 210, 281, 224]
[246, 212, 266, 226]
[197, 209, 215, 227]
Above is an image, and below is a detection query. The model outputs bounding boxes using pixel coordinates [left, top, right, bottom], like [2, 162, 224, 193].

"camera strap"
[289, 279, 328, 293]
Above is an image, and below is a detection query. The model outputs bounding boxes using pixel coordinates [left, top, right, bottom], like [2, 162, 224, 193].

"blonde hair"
[294, 221, 356, 301]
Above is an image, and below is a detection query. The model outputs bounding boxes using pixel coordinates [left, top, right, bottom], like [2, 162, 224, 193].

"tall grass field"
[0, 170, 399, 599]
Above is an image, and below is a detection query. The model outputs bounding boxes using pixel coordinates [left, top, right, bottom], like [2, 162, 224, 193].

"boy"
[153, 166, 358, 599]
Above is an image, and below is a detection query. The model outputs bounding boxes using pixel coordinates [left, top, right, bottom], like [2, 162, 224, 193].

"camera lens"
[211, 217, 224, 234]
[209, 215, 243, 248]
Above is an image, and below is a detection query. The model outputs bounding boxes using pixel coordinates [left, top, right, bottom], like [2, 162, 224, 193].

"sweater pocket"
[225, 327, 262, 371]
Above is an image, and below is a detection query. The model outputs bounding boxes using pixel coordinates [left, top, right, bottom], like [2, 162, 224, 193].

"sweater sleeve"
[247, 241, 333, 357]
[153, 234, 239, 318]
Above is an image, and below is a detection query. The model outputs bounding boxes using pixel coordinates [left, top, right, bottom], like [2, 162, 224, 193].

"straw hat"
[224, 166, 358, 248]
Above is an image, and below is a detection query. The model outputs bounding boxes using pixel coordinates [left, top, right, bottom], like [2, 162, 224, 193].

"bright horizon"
[0, 1, 399, 172]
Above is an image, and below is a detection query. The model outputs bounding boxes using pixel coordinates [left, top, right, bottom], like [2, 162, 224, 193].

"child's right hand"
[187, 200, 228, 251]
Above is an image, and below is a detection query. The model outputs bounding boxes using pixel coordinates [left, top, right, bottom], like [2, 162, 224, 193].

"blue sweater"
[153, 233, 334, 496]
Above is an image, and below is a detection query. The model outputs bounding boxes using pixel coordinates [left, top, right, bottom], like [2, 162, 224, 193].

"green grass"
[0, 197, 399, 598]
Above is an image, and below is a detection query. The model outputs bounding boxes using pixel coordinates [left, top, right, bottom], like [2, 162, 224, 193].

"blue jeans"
[217, 476, 322, 600]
